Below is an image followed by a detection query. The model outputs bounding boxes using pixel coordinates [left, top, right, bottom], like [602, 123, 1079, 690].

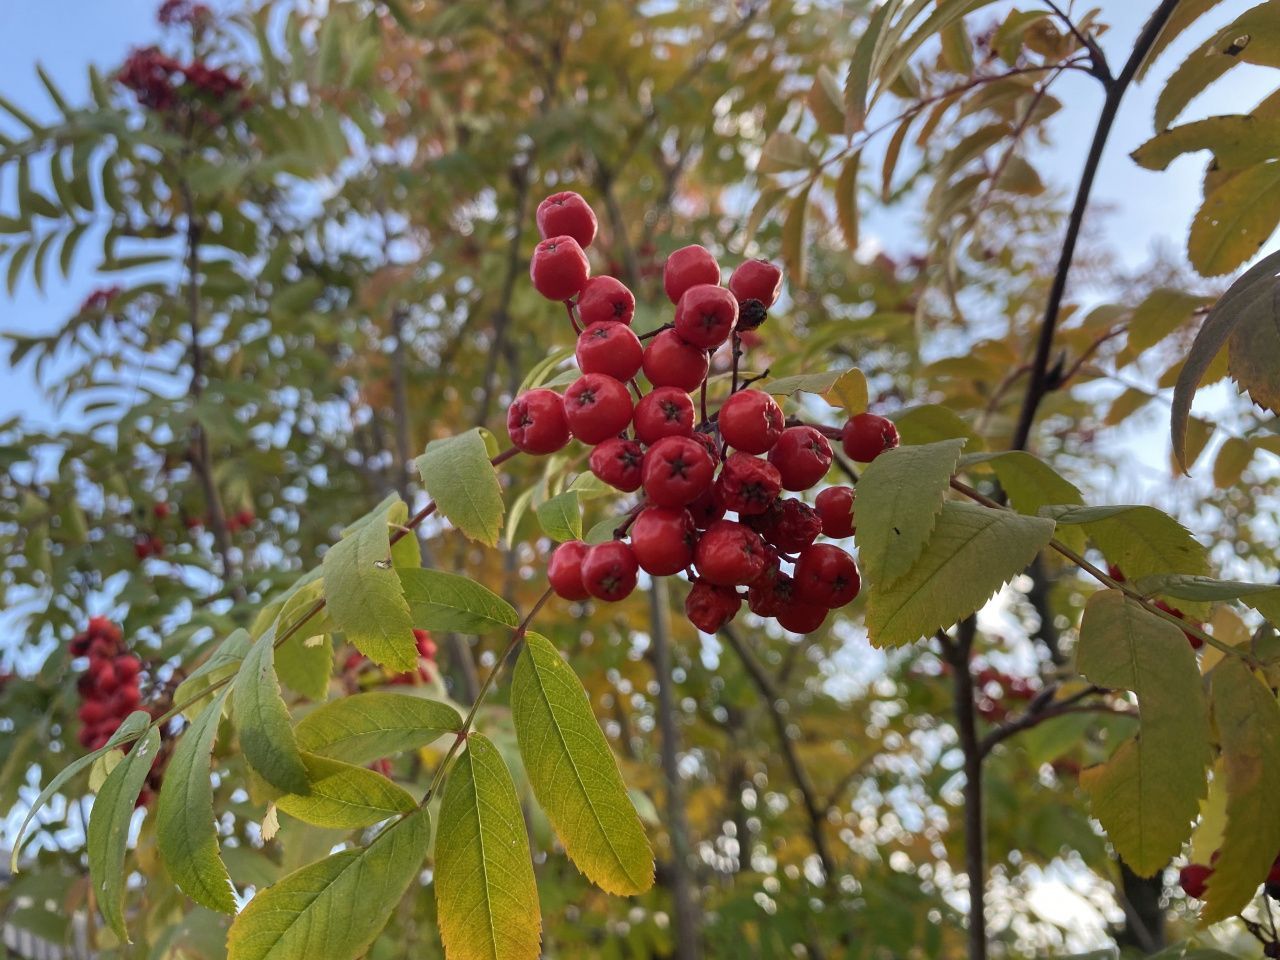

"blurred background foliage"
[1, 0, 1278, 957]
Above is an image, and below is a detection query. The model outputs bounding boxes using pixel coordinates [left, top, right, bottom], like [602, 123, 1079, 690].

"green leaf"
[856, 439, 965, 586]
[1213, 436, 1255, 487]
[763, 370, 849, 398]
[1076, 591, 1210, 875]
[866, 502, 1055, 647]
[414, 429, 504, 546]
[88, 727, 162, 940]
[1187, 161, 1280, 277]
[1131, 574, 1280, 623]
[176, 628, 253, 714]
[398, 567, 518, 634]
[1125, 288, 1212, 355]
[323, 500, 416, 672]
[844, 0, 896, 133]
[1200, 660, 1280, 921]
[295, 692, 460, 765]
[835, 151, 861, 250]
[961, 450, 1085, 551]
[273, 580, 334, 701]
[157, 686, 237, 914]
[517, 346, 575, 394]
[226, 807, 431, 960]
[1045, 504, 1209, 580]
[535, 490, 582, 542]
[435, 734, 541, 960]
[892, 403, 985, 449]
[512, 632, 653, 895]
[232, 629, 310, 795]
[1171, 250, 1280, 467]
[10, 710, 151, 871]
[276, 754, 417, 829]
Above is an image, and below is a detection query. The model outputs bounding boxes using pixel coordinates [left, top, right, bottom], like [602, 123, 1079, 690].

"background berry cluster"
[70, 617, 144, 751]
[509, 192, 903, 635]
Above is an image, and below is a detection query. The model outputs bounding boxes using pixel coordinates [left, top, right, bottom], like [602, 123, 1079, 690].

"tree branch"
[719, 624, 836, 882]
[1010, 0, 1183, 451]
[649, 577, 702, 960]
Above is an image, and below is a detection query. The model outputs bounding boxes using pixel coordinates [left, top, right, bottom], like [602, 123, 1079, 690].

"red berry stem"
[564, 299, 581, 334]
[613, 502, 645, 540]
[730, 332, 743, 394]
[628, 378, 644, 402]
[637, 323, 673, 341]
[699, 379, 709, 425]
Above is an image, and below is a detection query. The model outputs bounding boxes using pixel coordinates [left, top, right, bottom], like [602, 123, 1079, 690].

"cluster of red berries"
[157, 0, 211, 27]
[132, 503, 253, 560]
[973, 666, 1037, 722]
[70, 617, 144, 751]
[508, 192, 901, 634]
[1179, 850, 1280, 902]
[1108, 566, 1204, 649]
[79, 286, 123, 314]
[117, 46, 246, 116]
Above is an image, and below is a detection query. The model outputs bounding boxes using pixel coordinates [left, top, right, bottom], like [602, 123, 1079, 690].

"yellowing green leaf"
[435, 734, 541, 960]
[1132, 116, 1280, 173]
[1077, 591, 1210, 875]
[961, 450, 1085, 551]
[323, 500, 416, 672]
[1213, 436, 1255, 487]
[892, 404, 985, 449]
[399, 568, 517, 634]
[276, 754, 417, 828]
[157, 686, 237, 914]
[806, 67, 845, 136]
[781, 184, 811, 289]
[1201, 660, 1280, 921]
[757, 131, 812, 174]
[820, 368, 868, 415]
[512, 632, 653, 895]
[232, 629, 310, 795]
[835, 151, 861, 250]
[227, 807, 430, 960]
[1188, 161, 1280, 277]
[866, 502, 1055, 647]
[857, 439, 965, 587]
[89, 727, 162, 940]
[415, 429, 505, 546]
[1171, 250, 1280, 469]
[1045, 504, 1209, 581]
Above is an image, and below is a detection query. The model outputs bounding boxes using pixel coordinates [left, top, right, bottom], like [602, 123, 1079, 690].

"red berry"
[563, 374, 633, 445]
[718, 390, 783, 454]
[776, 599, 827, 634]
[548, 540, 591, 601]
[633, 386, 695, 445]
[507, 389, 571, 455]
[714, 453, 782, 516]
[663, 244, 720, 304]
[95, 662, 120, 694]
[793, 544, 861, 608]
[630, 507, 696, 576]
[536, 191, 598, 248]
[747, 570, 794, 618]
[153, 502, 171, 519]
[115, 655, 142, 680]
[79, 700, 110, 725]
[589, 437, 645, 492]
[70, 632, 91, 656]
[674, 284, 738, 349]
[687, 487, 726, 529]
[114, 683, 142, 711]
[642, 330, 709, 392]
[530, 236, 590, 301]
[814, 486, 856, 539]
[841, 413, 900, 463]
[745, 498, 822, 553]
[88, 616, 121, 643]
[728, 259, 783, 308]
[582, 541, 639, 602]
[694, 520, 768, 586]
[689, 431, 720, 464]
[768, 426, 832, 491]
[642, 436, 716, 507]
[578, 276, 635, 326]
[1267, 854, 1280, 886]
[1178, 863, 1212, 900]
[413, 629, 437, 661]
[576, 322, 643, 381]
[685, 581, 742, 633]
